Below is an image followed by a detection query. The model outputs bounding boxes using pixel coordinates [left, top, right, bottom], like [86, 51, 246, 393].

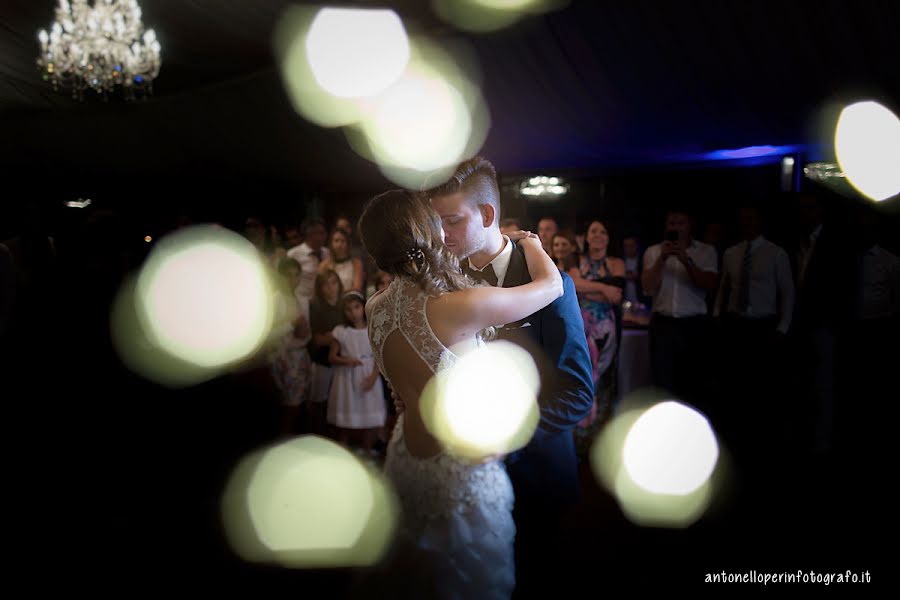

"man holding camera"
[642, 209, 718, 407]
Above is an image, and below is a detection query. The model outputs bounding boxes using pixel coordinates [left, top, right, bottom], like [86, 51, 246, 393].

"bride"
[358, 189, 562, 599]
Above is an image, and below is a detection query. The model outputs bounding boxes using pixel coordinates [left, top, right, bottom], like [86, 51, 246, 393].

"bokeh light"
[274, 5, 367, 127]
[475, 0, 540, 7]
[135, 226, 273, 368]
[623, 401, 719, 495]
[112, 274, 218, 387]
[613, 464, 714, 529]
[432, 0, 567, 34]
[305, 8, 409, 99]
[834, 100, 900, 202]
[275, 6, 489, 189]
[112, 225, 275, 386]
[222, 436, 398, 568]
[420, 340, 540, 461]
[361, 69, 470, 169]
[590, 393, 722, 528]
[347, 36, 491, 189]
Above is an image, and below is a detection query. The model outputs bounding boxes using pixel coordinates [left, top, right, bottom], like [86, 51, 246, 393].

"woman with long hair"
[318, 227, 365, 294]
[568, 220, 625, 446]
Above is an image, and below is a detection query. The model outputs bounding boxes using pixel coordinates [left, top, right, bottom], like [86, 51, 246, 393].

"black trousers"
[649, 314, 712, 409]
[718, 315, 782, 464]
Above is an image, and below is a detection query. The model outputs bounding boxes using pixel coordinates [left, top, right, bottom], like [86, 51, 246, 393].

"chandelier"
[36, 0, 161, 101]
[520, 176, 569, 197]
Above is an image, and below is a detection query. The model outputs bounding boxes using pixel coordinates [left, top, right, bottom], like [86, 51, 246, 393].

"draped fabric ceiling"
[1, 0, 898, 193]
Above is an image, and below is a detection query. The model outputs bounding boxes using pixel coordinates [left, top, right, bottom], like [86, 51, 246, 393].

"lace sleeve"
[367, 287, 393, 376]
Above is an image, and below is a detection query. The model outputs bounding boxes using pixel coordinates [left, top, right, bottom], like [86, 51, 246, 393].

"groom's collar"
[467, 235, 513, 287]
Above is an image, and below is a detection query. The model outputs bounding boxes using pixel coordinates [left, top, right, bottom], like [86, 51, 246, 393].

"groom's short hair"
[426, 156, 501, 225]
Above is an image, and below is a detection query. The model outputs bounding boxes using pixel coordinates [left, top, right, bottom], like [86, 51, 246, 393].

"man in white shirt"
[642, 209, 718, 405]
[286, 217, 329, 301]
[715, 207, 794, 335]
[714, 206, 794, 462]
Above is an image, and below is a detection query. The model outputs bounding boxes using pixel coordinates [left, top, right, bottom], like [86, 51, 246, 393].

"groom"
[427, 157, 594, 595]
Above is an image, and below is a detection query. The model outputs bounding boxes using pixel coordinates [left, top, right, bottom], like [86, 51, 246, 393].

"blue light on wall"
[703, 145, 802, 160]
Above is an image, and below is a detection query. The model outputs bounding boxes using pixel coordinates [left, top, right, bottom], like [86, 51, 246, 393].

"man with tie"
[427, 156, 594, 598]
[715, 206, 794, 340]
[714, 205, 794, 465]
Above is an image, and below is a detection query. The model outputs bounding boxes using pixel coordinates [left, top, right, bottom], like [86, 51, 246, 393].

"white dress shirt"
[467, 235, 513, 287]
[286, 242, 331, 300]
[715, 236, 795, 333]
[643, 239, 717, 318]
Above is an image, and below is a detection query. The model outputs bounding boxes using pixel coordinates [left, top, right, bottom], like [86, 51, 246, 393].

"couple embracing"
[358, 157, 593, 598]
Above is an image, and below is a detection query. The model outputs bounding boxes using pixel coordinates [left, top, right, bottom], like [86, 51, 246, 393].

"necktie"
[738, 241, 753, 313]
[463, 262, 498, 287]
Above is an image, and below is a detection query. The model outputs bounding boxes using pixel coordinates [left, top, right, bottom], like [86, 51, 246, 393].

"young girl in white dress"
[327, 291, 386, 455]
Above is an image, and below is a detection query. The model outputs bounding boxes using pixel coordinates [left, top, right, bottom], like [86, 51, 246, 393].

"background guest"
[319, 228, 365, 294]
[551, 230, 579, 272]
[568, 219, 625, 450]
[642, 208, 718, 409]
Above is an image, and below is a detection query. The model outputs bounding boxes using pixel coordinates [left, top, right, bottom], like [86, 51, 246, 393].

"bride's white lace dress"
[367, 277, 515, 599]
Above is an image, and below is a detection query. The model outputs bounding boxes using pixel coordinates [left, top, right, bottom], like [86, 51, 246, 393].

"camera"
[665, 230, 679, 242]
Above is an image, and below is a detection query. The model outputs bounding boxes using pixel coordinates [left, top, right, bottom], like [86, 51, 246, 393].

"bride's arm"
[434, 236, 563, 334]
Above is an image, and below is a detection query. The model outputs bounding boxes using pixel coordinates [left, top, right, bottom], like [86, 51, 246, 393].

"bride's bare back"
[368, 279, 468, 458]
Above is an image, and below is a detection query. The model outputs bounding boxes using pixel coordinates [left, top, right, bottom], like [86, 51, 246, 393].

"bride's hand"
[517, 234, 544, 249]
[506, 229, 538, 242]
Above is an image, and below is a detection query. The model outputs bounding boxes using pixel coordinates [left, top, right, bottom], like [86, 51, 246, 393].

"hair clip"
[406, 248, 425, 262]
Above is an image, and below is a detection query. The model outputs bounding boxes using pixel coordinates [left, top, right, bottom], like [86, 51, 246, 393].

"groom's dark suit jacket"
[500, 242, 594, 509]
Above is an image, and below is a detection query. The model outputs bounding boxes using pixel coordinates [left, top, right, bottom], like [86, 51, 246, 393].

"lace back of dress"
[367, 279, 453, 388]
